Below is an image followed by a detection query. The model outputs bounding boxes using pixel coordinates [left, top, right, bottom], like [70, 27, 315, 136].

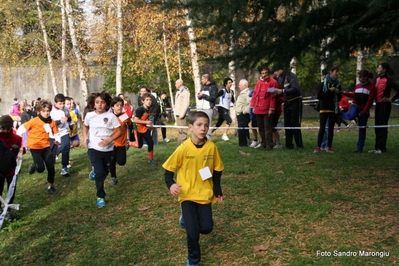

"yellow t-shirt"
[69, 110, 78, 138]
[162, 139, 224, 204]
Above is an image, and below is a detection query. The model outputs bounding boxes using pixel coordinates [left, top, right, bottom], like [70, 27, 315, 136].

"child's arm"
[165, 170, 181, 196]
[82, 123, 89, 149]
[134, 116, 153, 129]
[213, 170, 223, 203]
[16, 124, 27, 136]
[98, 127, 122, 148]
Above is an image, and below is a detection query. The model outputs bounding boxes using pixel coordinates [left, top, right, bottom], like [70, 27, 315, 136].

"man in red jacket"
[251, 67, 279, 150]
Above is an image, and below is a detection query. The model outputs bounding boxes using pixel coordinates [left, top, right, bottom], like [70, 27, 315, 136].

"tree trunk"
[290, 57, 297, 74]
[356, 45, 363, 83]
[184, 8, 201, 107]
[65, 0, 88, 100]
[228, 30, 236, 93]
[176, 10, 182, 80]
[60, 0, 68, 96]
[116, 0, 123, 96]
[162, 21, 174, 112]
[36, 0, 58, 96]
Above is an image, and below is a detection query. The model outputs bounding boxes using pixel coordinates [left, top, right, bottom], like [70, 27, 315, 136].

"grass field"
[1, 118, 398, 265]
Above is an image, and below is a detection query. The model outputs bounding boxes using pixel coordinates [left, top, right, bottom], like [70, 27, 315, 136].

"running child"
[109, 96, 131, 186]
[16, 99, 60, 194]
[132, 92, 157, 165]
[83, 92, 122, 208]
[163, 111, 224, 266]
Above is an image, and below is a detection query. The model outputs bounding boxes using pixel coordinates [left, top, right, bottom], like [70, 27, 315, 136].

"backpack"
[0, 140, 16, 177]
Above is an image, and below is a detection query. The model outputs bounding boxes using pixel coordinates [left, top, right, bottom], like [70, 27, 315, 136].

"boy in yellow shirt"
[162, 111, 224, 266]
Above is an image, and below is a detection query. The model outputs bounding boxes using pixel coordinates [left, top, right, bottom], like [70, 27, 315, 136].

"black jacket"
[199, 81, 218, 109]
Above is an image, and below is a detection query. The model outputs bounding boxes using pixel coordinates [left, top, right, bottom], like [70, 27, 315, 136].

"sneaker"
[60, 167, 70, 177]
[55, 155, 59, 160]
[250, 140, 258, 148]
[97, 198, 106, 208]
[313, 147, 320, 153]
[163, 138, 170, 143]
[148, 159, 158, 165]
[273, 143, 283, 149]
[326, 147, 334, 153]
[67, 161, 72, 168]
[335, 129, 340, 132]
[187, 259, 199, 266]
[320, 147, 327, 151]
[89, 170, 96, 181]
[353, 149, 363, 153]
[222, 134, 229, 141]
[368, 149, 382, 154]
[346, 125, 351, 131]
[254, 143, 262, 149]
[109, 177, 118, 186]
[179, 215, 186, 229]
[142, 143, 148, 147]
[47, 186, 58, 194]
[28, 164, 36, 175]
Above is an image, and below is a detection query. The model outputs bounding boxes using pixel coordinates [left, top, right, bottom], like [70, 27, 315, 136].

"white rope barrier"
[0, 146, 23, 229]
[150, 124, 399, 130]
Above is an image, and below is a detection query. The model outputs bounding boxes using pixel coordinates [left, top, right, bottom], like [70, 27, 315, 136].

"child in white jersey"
[212, 78, 235, 141]
[83, 91, 122, 208]
[163, 111, 224, 266]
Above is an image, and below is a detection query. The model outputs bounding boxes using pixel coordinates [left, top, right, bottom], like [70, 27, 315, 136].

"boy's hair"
[141, 92, 153, 102]
[54, 93, 66, 103]
[329, 66, 339, 73]
[65, 96, 72, 102]
[111, 96, 124, 107]
[37, 99, 52, 112]
[358, 69, 373, 80]
[189, 111, 209, 125]
[223, 77, 233, 87]
[86, 91, 112, 111]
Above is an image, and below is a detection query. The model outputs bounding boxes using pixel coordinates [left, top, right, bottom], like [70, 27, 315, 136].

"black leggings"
[30, 147, 55, 184]
[0, 175, 16, 204]
[109, 146, 127, 178]
[138, 130, 154, 152]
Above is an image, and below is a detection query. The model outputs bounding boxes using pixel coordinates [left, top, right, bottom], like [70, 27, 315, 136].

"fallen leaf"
[275, 170, 284, 174]
[138, 206, 150, 211]
[253, 243, 270, 252]
[304, 161, 315, 164]
[239, 150, 250, 156]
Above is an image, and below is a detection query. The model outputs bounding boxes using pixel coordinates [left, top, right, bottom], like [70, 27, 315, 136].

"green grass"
[1, 118, 399, 265]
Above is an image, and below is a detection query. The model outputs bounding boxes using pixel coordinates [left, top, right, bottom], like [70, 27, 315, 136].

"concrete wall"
[0, 66, 106, 115]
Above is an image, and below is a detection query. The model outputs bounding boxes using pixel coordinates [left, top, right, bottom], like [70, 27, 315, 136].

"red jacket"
[251, 77, 279, 115]
[275, 95, 285, 115]
[339, 95, 350, 110]
[343, 81, 376, 113]
[0, 130, 25, 176]
[123, 104, 134, 118]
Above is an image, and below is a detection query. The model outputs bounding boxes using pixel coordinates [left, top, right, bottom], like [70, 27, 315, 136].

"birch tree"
[36, 0, 58, 95]
[184, 8, 201, 107]
[60, 0, 68, 95]
[115, 0, 123, 95]
[65, 0, 88, 100]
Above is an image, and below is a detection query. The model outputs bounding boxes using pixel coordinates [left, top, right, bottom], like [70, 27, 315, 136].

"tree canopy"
[165, 0, 399, 69]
